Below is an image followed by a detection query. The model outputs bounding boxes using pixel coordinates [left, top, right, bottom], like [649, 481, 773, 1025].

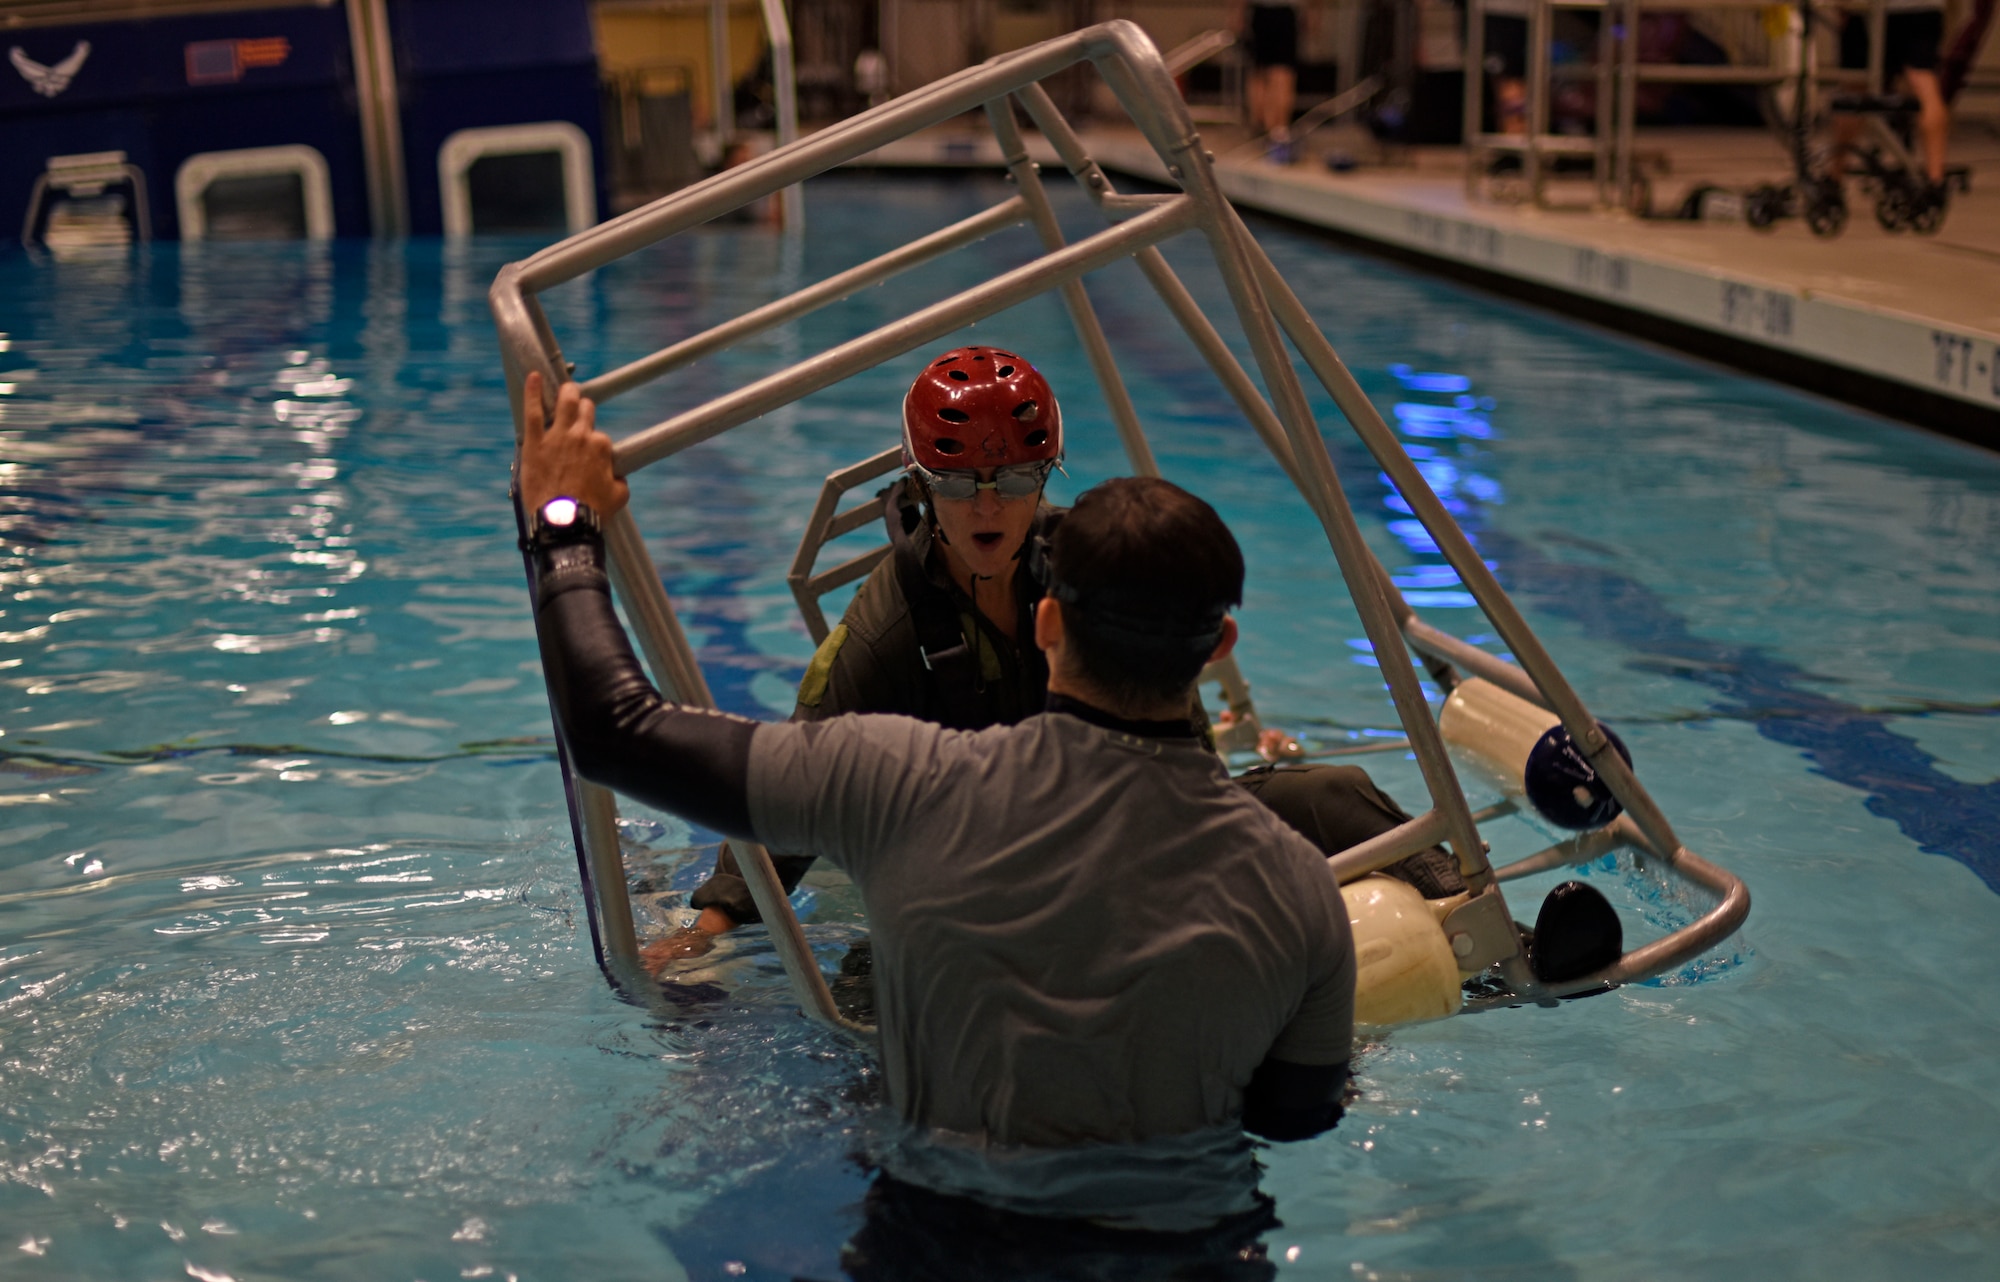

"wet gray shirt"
[748, 709, 1355, 1149]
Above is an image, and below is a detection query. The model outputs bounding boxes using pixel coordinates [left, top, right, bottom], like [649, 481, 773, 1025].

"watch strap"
[522, 498, 601, 552]
[533, 540, 610, 608]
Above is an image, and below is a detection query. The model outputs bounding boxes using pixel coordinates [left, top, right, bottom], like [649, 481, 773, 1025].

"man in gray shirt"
[516, 374, 1355, 1180]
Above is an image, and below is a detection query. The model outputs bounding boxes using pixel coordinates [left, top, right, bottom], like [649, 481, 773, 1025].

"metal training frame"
[491, 21, 1749, 1031]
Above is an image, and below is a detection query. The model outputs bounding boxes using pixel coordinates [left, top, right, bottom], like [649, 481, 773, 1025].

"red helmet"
[902, 347, 1062, 472]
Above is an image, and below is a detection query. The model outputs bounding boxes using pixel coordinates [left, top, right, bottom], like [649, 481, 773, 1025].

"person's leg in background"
[1893, 9, 1951, 185]
[1244, 3, 1301, 162]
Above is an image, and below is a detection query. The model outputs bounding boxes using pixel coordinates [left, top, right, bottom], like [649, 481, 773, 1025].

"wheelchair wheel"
[1875, 175, 1917, 232]
[1875, 189, 1911, 232]
[1908, 185, 1947, 235]
[1803, 183, 1847, 239]
[1744, 185, 1784, 231]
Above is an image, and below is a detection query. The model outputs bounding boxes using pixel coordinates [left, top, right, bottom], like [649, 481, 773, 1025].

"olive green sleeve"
[793, 618, 919, 721]
[796, 624, 849, 711]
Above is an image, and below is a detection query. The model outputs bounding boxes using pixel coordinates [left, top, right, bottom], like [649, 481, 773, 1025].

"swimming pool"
[2, 173, 1997, 1279]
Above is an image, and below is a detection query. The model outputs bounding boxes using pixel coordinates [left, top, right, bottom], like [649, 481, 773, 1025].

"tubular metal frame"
[492, 21, 1749, 1030]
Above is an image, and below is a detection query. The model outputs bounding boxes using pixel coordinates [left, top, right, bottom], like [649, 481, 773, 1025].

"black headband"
[1049, 578, 1229, 655]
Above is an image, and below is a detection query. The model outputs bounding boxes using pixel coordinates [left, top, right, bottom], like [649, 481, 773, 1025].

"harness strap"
[885, 477, 996, 730]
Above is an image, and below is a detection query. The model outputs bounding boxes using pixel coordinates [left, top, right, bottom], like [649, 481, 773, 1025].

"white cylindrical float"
[1343, 875, 1462, 1028]
[1438, 677, 1629, 831]
[1438, 676, 1557, 792]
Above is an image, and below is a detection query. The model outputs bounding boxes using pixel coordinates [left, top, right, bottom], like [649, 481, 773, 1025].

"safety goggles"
[911, 459, 1056, 501]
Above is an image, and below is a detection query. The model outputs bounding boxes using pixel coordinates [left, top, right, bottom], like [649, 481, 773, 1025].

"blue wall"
[0, 4, 366, 241]
[0, 0, 605, 241]
[389, 0, 605, 236]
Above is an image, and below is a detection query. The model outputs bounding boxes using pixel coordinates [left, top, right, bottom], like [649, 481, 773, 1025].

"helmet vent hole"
[933, 438, 965, 455]
[948, 369, 970, 381]
[1012, 401, 1038, 421]
[996, 364, 1015, 377]
[933, 356, 959, 367]
[937, 408, 971, 423]
[1023, 429, 1049, 448]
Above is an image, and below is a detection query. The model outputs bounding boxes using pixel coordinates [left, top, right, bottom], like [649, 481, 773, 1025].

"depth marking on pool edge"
[1086, 138, 2000, 416]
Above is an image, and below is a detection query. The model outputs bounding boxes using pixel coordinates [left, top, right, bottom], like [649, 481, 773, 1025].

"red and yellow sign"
[184, 37, 291, 86]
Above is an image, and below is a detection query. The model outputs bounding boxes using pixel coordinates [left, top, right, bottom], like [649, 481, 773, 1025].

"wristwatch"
[526, 496, 601, 549]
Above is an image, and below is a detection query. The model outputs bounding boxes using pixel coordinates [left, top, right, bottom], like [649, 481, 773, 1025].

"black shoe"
[1385, 846, 1467, 900]
[1909, 179, 1949, 233]
[1528, 881, 1622, 984]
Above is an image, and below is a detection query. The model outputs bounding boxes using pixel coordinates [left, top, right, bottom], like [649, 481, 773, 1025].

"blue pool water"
[2, 174, 1998, 1279]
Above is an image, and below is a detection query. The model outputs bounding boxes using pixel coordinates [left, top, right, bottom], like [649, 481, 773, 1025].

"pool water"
[2, 174, 1997, 1280]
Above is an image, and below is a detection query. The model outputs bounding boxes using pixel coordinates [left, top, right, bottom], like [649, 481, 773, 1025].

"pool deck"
[852, 123, 2000, 445]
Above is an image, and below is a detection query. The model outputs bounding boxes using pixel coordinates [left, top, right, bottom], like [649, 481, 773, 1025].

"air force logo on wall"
[10, 41, 91, 98]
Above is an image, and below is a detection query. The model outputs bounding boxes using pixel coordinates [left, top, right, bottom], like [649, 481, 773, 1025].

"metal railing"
[1464, 0, 1620, 207]
[701, 0, 802, 228]
[493, 20, 1749, 1030]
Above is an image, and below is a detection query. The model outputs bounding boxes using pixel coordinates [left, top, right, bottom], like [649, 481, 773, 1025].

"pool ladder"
[491, 20, 1749, 1031]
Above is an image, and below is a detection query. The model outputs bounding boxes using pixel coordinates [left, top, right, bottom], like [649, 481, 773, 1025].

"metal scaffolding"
[492, 20, 1749, 1031]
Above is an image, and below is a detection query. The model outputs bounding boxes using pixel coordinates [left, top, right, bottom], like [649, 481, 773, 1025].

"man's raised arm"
[517, 372, 760, 840]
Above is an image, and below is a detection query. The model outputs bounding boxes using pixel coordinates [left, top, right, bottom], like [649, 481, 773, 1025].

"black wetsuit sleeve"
[692, 580, 917, 923]
[532, 537, 760, 839]
[1241, 1057, 1350, 1142]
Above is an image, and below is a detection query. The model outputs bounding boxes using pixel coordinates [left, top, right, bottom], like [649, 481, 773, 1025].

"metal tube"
[1013, 83, 1113, 201]
[809, 545, 892, 595]
[515, 29, 1115, 292]
[1009, 85, 1307, 489]
[1132, 249, 1305, 490]
[1616, 0, 1637, 212]
[983, 99, 1158, 477]
[580, 198, 1030, 402]
[826, 443, 906, 490]
[1527, 0, 1551, 201]
[759, 0, 804, 230]
[1326, 810, 1450, 883]
[603, 509, 717, 708]
[1327, 798, 1520, 884]
[1087, 32, 1201, 165]
[1595, 0, 1614, 204]
[577, 780, 641, 965]
[729, 837, 863, 1031]
[988, 93, 1279, 752]
[611, 198, 1200, 474]
[709, 0, 734, 142]
[1488, 823, 1626, 881]
[1553, 820, 1749, 993]
[1404, 617, 1549, 709]
[821, 499, 889, 543]
[788, 446, 901, 645]
[1465, 0, 1487, 198]
[1243, 241, 1688, 866]
[1191, 194, 1492, 896]
[606, 515, 858, 1032]
[345, 0, 408, 237]
[489, 17, 1749, 1022]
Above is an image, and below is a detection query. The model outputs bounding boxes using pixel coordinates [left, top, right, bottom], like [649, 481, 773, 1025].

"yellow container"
[1343, 875, 1463, 1029]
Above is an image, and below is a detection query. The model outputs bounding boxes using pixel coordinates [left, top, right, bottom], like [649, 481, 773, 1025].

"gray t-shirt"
[748, 709, 1355, 1149]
